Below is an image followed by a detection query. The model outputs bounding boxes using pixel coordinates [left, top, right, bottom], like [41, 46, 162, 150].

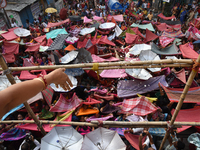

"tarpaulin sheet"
[131, 23, 155, 32]
[151, 42, 180, 55]
[1, 30, 18, 41]
[47, 34, 68, 51]
[119, 96, 158, 116]
[107, 15, 123, 22]
[100, 69, 128, 78]
[125, 33, 138, 44]
[46, 28, 68, 39]
[158, 13, 176, 20]
[145, 29, 158, 42]
[161, 84, 200, 103]
[4, 41, 19, 54]
[159, 36, 175, 47]
[117, 75, 168, 98]
[47, 18, 69, 28]
[179, 43, 199, 59]
[50, 93, 82, 112]
[162, 29, 184, 38]
[171, 108, 200, 133]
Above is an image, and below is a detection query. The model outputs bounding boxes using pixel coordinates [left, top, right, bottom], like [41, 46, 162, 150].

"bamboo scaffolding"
[159, 54, 200, 150]
[0, 54, 46, 136]
[1, 120, 200, 128]
[0, 59, 194, 71]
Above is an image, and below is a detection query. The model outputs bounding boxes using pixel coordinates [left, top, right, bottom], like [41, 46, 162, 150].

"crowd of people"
[1, 0, 200, 149]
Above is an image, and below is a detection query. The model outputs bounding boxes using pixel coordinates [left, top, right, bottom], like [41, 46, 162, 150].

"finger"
[60, 84, 67, 91]
[65, 75, 73, 87]
[61, 68, 66, 72]
[64, 82, 71, 91]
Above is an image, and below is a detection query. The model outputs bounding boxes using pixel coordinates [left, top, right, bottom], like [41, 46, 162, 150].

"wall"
[6, 10, 23, 26]
[19, 6, 34, 28]
[31, 1, 41, 19]
[0, 13, 7, 30]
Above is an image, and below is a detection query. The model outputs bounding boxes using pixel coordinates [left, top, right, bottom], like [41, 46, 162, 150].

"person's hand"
[45, 68, 73, 91]
[142, 144, 147, 149]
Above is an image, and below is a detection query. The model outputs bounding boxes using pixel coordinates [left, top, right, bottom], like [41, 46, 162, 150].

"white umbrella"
[14, 28, 30, 37]
[80, 27, 95, 36]
[0, 75, 21, 91]
[139, 50, 161, 72]
[41, 126, 83, 150]
[126, 68, 152, 80]
[60, 51, 79, 64]
[129, 44, 151, 55]
[50, 75, 77, 92]
[81, 127, 126, 150]
[99, 22, 116, 30]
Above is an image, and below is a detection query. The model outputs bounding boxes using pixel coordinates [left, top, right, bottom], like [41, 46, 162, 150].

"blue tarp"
[108, 0, 123, 10]
[46, 28, 68, 39]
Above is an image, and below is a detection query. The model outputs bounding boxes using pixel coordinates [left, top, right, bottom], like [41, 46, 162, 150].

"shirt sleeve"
[151, 144, 157, 150]
[19, 139, 26, 150]
[33, 139, 41, 150]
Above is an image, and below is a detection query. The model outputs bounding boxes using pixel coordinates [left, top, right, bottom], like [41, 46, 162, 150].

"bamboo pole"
[1, 120, 200, 128]
[0, 62, 193, 71]
[0, 54, 46, 136]
[159, 54, 200, 150]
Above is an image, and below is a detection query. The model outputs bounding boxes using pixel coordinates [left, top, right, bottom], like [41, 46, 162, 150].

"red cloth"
[145, 29, 158, 42]
[124, 133, 146, 150]
[50, 93, 82, 112]
[8, 27, 18, 31]
[91, 32, 97, 44]
[4, 41, 19, 54]
[77, 38, 88, 48]
[159, 36, 175, 47]
[47, 38, 53, 46]
[1, 31, 18, 41]
[156, 23, 168, 31]
[111, 17, 117, 25]
[17, 114, 72, 132]
[87, 44, 97, 54]
[19, 71, 37, 80]
[34, 35, 46, 43]
[47, 19, 70, 28]
[94, 93, 114, 101]
[158, 13, 176, 20]
[82, 96, 102, 105]
[40, 40, 46, 46]
[2, 53, 15, 63]
[120, 96, 158, 116]
[107, 15, 123, 22]
[125, 33, 138, 44]
[171, 108, 200, 133]
[42, 85, 54, 106]
[161, 84, 200, 103]
[25, 43, 40, 52]
[131, 27, 145, 38]
[98, 36, 116, 46]
[179, 43, 199, 59]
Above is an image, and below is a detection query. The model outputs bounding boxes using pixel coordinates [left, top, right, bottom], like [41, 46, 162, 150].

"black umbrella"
[47, 34, 68, 51]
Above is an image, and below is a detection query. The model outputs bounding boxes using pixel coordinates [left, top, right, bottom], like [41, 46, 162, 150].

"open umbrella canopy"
[45, 7, 57, 13]
[41, 126, 83, 150]
[139, 50, 161, 72]
[59, 8, 67, 20]
[81, 127, 126, 150]
[70, 48, 93, 64]
[14, 28, 30, 37]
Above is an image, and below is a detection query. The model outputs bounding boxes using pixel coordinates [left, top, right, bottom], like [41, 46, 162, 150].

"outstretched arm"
[0, 68, 72, 118]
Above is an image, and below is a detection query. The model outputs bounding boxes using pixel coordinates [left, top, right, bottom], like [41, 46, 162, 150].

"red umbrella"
[59, 8, 67, 20]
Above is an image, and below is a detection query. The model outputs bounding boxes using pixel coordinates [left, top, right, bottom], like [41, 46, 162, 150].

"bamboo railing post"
[0, 54, 46, 136]
[159, 55, 200, 150]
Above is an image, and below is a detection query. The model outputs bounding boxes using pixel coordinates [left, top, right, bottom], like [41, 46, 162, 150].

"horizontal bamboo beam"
[1, 120, 200, 128]
[0, 62, 193, 71]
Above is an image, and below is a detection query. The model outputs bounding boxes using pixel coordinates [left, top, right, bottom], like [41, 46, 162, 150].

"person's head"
[18, 114, 23, 120]
[21, 142, 30, 150]
[174, 140, 185, 150]
[26, 19, 29, 23]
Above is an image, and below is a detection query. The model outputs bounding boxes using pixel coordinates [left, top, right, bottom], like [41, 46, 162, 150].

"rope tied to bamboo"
[167, 121, 174, 132]
[92, 63, 99, 79]
[192, 59, 200, 72]
[98, 120, 103, 127]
